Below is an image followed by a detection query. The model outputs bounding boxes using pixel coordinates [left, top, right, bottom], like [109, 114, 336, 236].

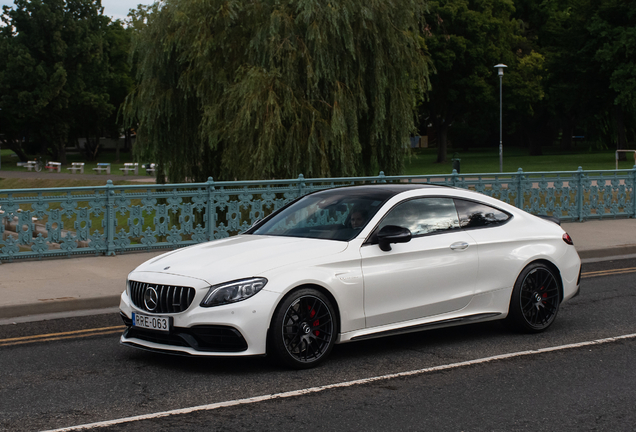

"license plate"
[132, 312, 171, 332]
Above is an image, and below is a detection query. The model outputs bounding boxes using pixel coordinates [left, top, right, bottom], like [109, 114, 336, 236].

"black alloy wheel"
[270, 288, 336, 369]
[508, 263, 561, 332]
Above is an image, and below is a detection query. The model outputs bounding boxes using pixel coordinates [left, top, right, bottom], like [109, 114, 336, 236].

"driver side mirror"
[377, 225, 412, 251]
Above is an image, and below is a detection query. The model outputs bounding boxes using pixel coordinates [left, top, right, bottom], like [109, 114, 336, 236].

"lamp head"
[494, 63, 507, 76]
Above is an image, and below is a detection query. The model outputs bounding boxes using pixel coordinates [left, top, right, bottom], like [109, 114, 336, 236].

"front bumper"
[119, 286, 280, 357]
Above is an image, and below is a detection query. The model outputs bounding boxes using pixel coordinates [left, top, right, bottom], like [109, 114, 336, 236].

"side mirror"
[377, 225, 412, 251]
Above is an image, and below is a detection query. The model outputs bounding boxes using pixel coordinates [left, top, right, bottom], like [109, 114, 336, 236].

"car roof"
[308, 183, 447, 199]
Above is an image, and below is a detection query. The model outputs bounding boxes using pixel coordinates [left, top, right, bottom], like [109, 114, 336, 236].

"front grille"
[129, 280, 196, 314]
[123, 325, 248, 352]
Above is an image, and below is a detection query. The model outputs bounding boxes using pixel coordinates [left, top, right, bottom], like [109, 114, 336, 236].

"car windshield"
[249, 187, 398, 241]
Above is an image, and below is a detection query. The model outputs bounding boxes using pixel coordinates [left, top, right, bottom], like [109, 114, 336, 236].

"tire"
[270, 288, 337, 369]
[35, 162, 43, 172]
[507, 262, 561, 333]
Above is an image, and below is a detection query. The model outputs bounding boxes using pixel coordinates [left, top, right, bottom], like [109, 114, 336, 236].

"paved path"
[0, 168, 155, 182]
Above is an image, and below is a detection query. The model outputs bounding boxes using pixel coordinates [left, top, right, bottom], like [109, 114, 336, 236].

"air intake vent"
[129, 280, 196, 314]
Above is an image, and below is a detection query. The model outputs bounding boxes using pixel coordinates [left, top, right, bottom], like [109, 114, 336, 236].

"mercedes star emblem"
[144, 286, 159, 312]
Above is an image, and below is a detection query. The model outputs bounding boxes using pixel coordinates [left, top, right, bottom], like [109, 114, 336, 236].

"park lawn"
[404, 147, 636, 175]
[0, 178, 152, 190]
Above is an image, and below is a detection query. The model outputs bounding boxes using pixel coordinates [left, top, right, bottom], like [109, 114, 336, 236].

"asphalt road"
[1, 258, 635, 432]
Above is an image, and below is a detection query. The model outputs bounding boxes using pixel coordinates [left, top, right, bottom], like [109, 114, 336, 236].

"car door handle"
[450, 242, 469, 251]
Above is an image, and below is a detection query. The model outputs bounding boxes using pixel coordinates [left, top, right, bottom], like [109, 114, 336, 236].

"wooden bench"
[144, 163, 157, 175]
[119, 162, 139, 175]
[92, 163, 111, 174]
[67, 162, 85, 174]
[46, 162, 62, 173]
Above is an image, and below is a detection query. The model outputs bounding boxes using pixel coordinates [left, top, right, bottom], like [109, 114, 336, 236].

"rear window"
[454, 199, 511, 228]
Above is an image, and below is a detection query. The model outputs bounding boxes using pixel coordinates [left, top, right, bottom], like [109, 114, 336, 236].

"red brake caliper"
[541, 286, 547, 303]
[308, 306, 320, 336]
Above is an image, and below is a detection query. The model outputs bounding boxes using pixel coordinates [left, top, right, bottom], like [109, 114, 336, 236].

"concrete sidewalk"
[1, 218, 635, 321]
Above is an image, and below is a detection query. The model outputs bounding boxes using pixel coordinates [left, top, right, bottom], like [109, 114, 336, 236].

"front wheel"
[34, 161, 43, 172]
[507, 263, 561, 332]
[270, 288, 337, 369]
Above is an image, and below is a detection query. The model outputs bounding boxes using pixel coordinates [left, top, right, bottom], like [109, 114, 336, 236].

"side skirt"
[349, 312, 502, 342]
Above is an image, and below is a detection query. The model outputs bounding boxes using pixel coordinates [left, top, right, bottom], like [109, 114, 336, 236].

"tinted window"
[454, 199, 510, 228]
[377, 197, 460, 236]
[250, 188, 395, 241]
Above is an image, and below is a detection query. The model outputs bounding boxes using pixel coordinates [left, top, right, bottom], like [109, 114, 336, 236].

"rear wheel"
[270, 288, 336, 369]
[507, 263, 561, 332]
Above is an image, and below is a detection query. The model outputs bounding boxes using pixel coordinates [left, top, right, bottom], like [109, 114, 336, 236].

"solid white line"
[42, 333, 636, 432]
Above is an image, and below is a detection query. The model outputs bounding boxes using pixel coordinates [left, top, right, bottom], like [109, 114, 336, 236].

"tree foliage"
[513, 0, 636, 154]
[0, 0, 130, 162]
[418, 0, 529, 162]
[125, 0, 432, 182]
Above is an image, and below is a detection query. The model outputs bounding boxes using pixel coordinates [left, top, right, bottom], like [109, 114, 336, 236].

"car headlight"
[200, 277, 268, 307]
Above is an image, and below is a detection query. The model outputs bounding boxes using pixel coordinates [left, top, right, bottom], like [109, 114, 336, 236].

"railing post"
[451, 169, 458, 187]
[577, 166, 584, 222]
[297, 174, 305, 197]
[105, 180, 116, 256]
[516, 168, 524, 209]
[207, 177, 216, 241]
[632, 165, 636, 218]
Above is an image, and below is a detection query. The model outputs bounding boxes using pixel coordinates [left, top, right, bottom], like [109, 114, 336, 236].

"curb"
[577, 245, 636, 259]
[0, 295, 121, 320]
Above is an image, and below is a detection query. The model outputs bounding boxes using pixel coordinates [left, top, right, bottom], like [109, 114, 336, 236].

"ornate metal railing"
[1, 166, 635, 262]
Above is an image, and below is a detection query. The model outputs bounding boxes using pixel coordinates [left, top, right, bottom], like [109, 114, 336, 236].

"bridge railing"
[1, 166, 635, 262]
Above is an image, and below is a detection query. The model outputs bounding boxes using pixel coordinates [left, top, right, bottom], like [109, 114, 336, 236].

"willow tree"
[125, 0, 432, 182]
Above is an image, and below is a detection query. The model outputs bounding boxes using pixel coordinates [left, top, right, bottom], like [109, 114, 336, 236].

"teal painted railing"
[1, 166, 635, 262]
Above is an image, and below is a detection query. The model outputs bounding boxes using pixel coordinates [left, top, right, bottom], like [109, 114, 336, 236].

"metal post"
[516, 168, 524, 209]
[499, 74, 503, 173]
[495, 64, 506, 173]
[105, 180, 116, 255]
[632, 165, 636, 218]
[577, 166, 584, 222]
[206, 177, 215, 241]
[297, 174, 305, 198]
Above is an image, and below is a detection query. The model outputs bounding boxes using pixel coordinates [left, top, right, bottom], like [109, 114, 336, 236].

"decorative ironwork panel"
[1, 168, 635, 262]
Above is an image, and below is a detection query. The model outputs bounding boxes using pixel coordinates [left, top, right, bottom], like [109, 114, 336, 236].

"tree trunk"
[561, 117, 574, 151]
[615, 105, 627, 161]
[2, 138, 30, 161]
[58, 143, 67, 164]
[435, 119, 449, 163]
[527, 122, 543, 156]
[124, 129, 132, 152]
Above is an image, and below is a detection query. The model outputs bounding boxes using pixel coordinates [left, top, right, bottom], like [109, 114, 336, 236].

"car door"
[360, 197, 478, 328]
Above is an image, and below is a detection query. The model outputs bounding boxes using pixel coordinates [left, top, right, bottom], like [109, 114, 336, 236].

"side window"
[454, 199, 511, 228]
[378, 198, 460, 236]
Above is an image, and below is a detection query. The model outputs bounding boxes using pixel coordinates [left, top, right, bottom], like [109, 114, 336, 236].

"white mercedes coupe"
[119, 184, 581, 368]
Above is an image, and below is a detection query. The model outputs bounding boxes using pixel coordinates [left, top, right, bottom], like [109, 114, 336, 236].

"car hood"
[131, 235, 349, 285]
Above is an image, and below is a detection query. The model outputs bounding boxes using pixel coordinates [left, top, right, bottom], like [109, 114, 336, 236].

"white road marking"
[43, 333, 636, 432]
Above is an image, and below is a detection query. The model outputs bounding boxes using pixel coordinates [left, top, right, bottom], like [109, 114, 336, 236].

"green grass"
[404, 146, 636, 176]
[0, 178, 153, 190]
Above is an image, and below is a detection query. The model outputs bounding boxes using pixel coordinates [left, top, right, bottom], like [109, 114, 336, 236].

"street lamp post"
[494, 64, 507, 173]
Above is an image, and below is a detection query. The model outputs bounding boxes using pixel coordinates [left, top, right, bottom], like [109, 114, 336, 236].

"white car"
[120, 184, 581, 368]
